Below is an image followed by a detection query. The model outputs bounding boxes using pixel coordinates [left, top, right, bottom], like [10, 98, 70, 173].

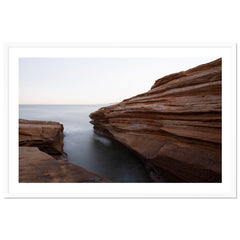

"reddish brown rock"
[19, 119, 64, 156]
[19, 147, 110, 183]
[90, 58, 222, 182]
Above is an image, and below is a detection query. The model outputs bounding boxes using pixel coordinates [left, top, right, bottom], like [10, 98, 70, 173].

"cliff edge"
[90, 58, 222, 182]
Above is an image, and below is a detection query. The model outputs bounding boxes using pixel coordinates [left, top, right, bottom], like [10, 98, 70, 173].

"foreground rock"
[90, 58, 222, 182]
[19, 147, 110, 183]
[19, 119, 110, 182]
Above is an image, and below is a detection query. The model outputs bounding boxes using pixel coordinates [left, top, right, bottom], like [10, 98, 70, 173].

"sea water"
[19, 104, 151, 182]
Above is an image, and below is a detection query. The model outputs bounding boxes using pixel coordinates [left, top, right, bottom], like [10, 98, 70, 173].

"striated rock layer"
[19, 119, 64, 157]
[19, 147, 110, 183]
[90, 58, 222, 182]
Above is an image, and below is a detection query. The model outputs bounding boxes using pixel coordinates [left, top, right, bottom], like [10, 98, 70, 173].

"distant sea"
[19, 104, 151, 182]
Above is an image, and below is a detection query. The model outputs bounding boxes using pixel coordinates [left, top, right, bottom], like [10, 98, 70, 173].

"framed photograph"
[4, 43, 237, 198]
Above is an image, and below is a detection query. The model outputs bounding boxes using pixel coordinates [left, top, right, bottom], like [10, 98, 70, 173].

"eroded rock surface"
[90, 58, 222, 182]
[19, 147, 110, 183]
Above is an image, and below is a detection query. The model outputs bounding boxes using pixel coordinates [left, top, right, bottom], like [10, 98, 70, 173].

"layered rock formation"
[90, 58, 222, 182]
[19, 119, 64, 157]
[19, 119, 110, 183]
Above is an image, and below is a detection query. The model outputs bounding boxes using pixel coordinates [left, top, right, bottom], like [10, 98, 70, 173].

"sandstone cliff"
[90, 58, 222, 182]
[19, 119, 110, 183]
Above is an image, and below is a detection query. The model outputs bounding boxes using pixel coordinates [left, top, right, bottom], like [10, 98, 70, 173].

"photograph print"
[18, 56, 222, 183]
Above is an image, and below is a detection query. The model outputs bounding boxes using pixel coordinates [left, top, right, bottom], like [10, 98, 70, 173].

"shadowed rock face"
[90, 58, 222, 182]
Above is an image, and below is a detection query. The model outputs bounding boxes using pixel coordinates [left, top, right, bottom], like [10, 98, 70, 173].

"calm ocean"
[19, 104, 151, 182]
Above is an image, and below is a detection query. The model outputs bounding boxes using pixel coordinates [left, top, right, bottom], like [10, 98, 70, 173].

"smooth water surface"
[19, 104, 151, 182]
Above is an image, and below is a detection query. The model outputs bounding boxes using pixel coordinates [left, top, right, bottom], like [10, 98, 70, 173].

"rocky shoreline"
[90, 58, 222, 182]
[19, 119, 110, 183]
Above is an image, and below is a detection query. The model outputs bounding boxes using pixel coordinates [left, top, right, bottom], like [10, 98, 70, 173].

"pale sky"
[19, 58, 217, 105]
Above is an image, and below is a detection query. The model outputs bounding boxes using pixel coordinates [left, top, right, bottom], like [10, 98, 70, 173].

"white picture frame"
[4, 43, 237, 198]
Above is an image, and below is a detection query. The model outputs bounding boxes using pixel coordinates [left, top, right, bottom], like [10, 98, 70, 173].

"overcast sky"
[19, 57, 216, 105]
